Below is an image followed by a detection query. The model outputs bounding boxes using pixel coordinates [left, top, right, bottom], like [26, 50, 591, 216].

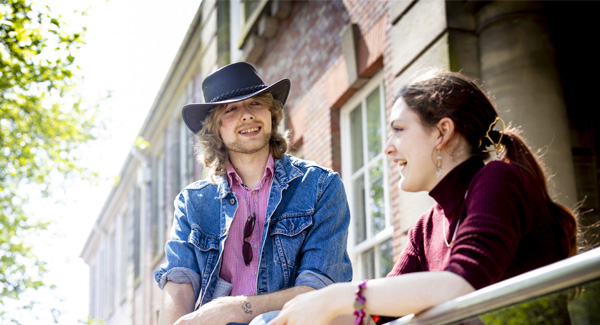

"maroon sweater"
[387, 157, 566, 290]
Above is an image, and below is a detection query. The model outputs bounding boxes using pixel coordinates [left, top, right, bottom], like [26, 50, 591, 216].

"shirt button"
[230, 198, 235, 205]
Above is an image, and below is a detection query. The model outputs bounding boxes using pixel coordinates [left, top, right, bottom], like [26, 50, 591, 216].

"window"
[229, 0, 242, 62]
[90, 262, 98, 318]
[169, 117, 181, 204]
[240, 0, 266, 28]
[99, 248, 106, 317]
[341, 71, 394, 280]
[236, 0, 268, 47]
[152, 153, 166, 259]
[107, 230, 115, 315]
[133, 185, 141, 281]
[120, 209, 129, 302]
[180, 119, 194, 187]
[243, 0, 257, 21]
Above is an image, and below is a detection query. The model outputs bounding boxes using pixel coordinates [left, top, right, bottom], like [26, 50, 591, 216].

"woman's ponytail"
[498, 128, 577, 256]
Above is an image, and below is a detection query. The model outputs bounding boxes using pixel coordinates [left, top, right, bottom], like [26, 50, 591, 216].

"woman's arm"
[269, 271, 474, 325]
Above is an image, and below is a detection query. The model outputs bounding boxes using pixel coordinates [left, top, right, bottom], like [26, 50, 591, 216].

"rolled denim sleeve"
[295, 171, 352, 289]
[154, 190, 201, 298]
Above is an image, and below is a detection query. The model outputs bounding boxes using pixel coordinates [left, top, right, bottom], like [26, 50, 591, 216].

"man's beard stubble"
[224, 132, 272, 155]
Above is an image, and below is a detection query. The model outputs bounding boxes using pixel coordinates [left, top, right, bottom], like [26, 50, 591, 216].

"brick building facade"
[81, 1, 599, 323]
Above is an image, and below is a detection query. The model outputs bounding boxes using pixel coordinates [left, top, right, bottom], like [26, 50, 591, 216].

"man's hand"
[174, 296, 246, 325]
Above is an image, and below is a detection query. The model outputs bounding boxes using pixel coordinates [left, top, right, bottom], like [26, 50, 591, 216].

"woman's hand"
[268, 283, 354, 325]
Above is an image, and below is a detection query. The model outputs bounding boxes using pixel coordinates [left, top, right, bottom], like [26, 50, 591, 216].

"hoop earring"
[436, 149, 442, 178]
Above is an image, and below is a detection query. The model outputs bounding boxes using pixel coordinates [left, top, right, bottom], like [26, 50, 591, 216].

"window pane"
[369, 160, 385, 235]
[362, 248, 375, 280]
[366, 87, 382, 160]
[244, 0, 259, 21]
[353, 176, 366, 244]
[155, 156, 165, 257]
[170, 119, 181, 202]
[107, 232, 115, 310]
[379, 239, 394, 278]
[350, 104, 364, 173]
[120, 211, 128, 297]
[133, 187, 141, 279]
[151, 159, 159, 257]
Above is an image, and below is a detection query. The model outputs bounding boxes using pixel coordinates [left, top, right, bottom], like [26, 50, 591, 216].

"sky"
[9, 0, 200, 323]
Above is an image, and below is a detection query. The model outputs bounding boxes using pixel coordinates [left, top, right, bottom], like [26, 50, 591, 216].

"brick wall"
[381, 2, 403, 259]
[255, 0, 388, 173]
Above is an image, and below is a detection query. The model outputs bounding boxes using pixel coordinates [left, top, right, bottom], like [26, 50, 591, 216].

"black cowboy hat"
[182, 62, 291, 133]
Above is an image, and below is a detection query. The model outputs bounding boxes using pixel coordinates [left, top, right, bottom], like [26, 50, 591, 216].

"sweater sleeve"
[444, 161, 528, 290]
[387, 212, 429, 277]
[377, 215, 428, 325]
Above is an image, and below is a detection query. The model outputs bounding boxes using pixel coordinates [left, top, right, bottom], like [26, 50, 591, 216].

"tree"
[0, 0, 95, 319]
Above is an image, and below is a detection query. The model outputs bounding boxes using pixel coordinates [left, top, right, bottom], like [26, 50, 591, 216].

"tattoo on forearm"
[242, 301, 253, 315]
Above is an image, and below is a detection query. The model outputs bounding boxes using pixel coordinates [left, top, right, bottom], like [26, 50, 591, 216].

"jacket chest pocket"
[189, 224, 220, 280]
[269, 215, 313, 277]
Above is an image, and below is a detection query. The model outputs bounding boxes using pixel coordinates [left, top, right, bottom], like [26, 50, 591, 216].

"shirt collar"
[226, 154, 275, 188]
[429, 156, 485, 216]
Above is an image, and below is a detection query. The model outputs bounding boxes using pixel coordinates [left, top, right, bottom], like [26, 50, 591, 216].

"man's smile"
[239, 127, 261, 135]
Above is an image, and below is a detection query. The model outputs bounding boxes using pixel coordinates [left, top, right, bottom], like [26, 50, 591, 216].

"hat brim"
[182, 79, 291, 134]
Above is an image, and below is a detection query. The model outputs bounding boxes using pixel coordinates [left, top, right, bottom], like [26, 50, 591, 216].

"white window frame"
[180, 118, 194, 187]
[89, 261, 98, 318]
[119, 207, 129, 303]
[152, 153, 166, 260]
[230, 0, 242, 62]
[106, 229, 115, 317]
[132, 184, 142, 283]
[99, 247, 107, 317]
[340, 70, 393, 280]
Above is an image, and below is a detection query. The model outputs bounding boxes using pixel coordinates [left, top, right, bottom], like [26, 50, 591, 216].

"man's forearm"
[159, 281, 196, 325]
[195, 286, 315, 324]
[238, 286, 315, 323]
[159, 283, 314, 325]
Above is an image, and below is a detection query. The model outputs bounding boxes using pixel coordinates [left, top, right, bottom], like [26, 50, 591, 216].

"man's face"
[219, 97, 272, 156]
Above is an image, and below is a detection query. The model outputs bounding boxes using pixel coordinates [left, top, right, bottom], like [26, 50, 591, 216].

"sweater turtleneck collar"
[429, 156, 485, 217]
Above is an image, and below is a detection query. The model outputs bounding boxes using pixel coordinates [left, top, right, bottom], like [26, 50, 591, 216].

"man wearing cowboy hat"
[155, 62, 352, 325]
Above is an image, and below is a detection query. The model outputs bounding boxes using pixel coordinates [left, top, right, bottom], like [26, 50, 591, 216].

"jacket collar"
[273, 154, 303, 184]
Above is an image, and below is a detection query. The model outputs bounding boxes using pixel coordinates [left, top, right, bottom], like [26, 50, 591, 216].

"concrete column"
[477, 1, 577, 206]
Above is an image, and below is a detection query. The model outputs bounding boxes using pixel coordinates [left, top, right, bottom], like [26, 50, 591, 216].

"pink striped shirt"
[220, 154, 274, 296]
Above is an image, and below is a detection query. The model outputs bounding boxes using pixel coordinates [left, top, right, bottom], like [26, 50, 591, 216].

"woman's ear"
[435, 117, 455, 149]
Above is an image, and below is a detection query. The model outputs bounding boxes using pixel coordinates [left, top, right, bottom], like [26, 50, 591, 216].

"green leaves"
[0, 0, 96, 319]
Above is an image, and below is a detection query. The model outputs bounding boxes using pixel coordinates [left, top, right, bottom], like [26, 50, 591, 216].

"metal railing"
[388, 247, 600, 325]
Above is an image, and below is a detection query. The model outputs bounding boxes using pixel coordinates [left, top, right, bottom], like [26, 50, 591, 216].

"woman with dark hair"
[268, 72, 577, 325]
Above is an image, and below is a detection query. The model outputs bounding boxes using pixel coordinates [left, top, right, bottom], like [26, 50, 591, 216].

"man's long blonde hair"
[196, 92, 289, 176]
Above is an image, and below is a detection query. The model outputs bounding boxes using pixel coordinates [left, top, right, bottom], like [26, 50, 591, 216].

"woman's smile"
[385, 98, 440, 192]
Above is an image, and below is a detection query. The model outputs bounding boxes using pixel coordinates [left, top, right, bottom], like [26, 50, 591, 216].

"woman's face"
[385, 98, 440, 192]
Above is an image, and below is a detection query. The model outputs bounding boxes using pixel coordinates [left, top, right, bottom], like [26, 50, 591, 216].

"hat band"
[210, 84, 268, 103]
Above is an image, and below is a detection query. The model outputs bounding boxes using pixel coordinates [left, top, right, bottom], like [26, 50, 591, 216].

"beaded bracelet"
[353, 280, 367, 324]
[353, 280, 380, 325]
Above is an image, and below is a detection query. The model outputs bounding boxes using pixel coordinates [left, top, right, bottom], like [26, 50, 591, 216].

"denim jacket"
[154, 154, 352, 307]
